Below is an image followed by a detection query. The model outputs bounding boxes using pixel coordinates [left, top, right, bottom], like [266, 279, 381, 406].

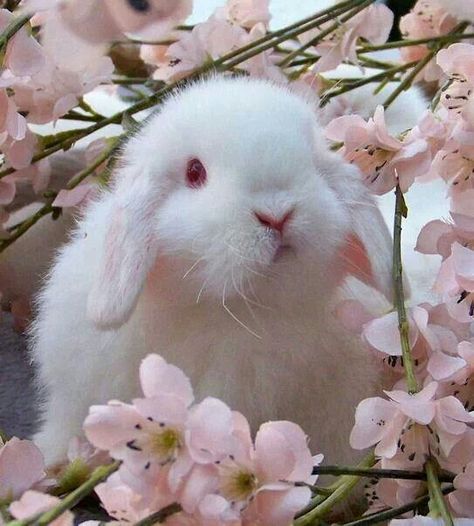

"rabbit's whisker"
[182, 257, 204, 280]
[222, 281, 262, 340]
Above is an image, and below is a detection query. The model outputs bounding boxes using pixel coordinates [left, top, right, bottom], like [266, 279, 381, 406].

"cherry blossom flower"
[9, 491, 73, 526]
[434, 242, 474, 322]
[299, 4, 393, 73]
[437, 44, 474, 125]
[350, 382, 474, 461]
[400, 0, 457, 82]
[94, 472, 166, 523]
[0, 438, 46, 502]
[150, 17, 247, 83]
[215, 0, 271, 29]
[326, 105, 431, 194]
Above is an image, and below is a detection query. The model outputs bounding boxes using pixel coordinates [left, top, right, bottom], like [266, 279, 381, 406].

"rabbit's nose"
[254, 209, 294, 234]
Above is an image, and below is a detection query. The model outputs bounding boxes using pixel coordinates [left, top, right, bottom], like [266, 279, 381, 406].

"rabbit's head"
[87, 77, 393, 329]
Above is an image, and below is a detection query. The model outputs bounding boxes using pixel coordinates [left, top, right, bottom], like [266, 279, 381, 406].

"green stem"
[5, 462, 120, 526]
[0, 13, 32, 53]
[312, 466, 454, 483]
[133, 503, 182, 526]
[358, 31, 474, 53]
[278, 0, 376, 67]
[425, 459, 454, 526]
[222, 0, 370, 70]
[319, 61, 416, 106]
[295, 453, 375, 525]
[341, 485, 456, 526]
[392, 186, 418, 393]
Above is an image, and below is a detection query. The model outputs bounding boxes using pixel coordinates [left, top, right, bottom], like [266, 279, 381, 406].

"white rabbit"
[31, 76, 394, 466]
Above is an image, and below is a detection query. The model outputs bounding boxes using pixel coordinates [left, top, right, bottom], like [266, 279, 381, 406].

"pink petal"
[52, 183, 95, 208]
[427, 352, 466, 381]
[363, 311, 417, 356]
[139, 354, 194, 406]
[350, 397, 398, 451]
[185, 397, 234, 464]
[6, 30, 45, 76]
[251, 486, 311, 526]
[0, 438, 45, 500]
[255, 421, 313, 483]
[83, 402, 142, 452]
[10, 491, 73, 526]
[415, 220, 453, 255]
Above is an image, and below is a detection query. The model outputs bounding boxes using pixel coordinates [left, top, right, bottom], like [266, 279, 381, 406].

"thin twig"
[278, 0, 376, 67]
[425, 459, 454, 526]
[5, 462, 120, 526]
[312, 466, 454, 483]
[133, 503, 182, 526]
[341, 485, 456, 526]
[0, 12, 31, 52]
[392, 185, 418, 393]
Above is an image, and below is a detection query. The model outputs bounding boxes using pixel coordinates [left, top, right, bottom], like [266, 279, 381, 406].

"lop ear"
[320, 151, 394, 302]
[87, 163, 161, 330]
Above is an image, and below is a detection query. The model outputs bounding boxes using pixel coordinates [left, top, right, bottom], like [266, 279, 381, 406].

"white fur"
[31, 77, 394, 466]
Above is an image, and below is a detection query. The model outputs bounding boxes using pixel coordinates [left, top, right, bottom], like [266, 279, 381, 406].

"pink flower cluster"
[399, 0, 458, 82]
[328, 40, 474, 522]
[83, 354, 318, 526]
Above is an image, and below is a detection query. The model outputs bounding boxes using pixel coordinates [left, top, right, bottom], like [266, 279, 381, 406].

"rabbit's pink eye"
[186, 159, 207, 188]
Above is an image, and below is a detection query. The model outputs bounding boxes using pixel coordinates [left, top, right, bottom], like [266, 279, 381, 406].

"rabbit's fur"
[31, 77, 394, 466]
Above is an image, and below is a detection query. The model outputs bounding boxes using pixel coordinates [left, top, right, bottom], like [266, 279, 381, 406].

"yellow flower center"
[221, 469, 258, 502]
[150, 427, 182, 460]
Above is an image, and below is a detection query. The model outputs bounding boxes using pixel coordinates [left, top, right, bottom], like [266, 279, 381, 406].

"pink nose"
[254, 210, 294, 234]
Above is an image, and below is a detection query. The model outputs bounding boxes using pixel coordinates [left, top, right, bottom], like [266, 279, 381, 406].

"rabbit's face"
[132, 79, 350, 300]
[89, 78, 392, 329]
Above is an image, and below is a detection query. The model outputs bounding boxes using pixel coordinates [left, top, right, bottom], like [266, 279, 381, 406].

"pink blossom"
[216, 420, 316, 526]
[350, 382, 474, 460]
[0, 89, 27, 144]
[9, 491, 73, 526]
[437, 44, 474, 125]
[0, 9, 45, 77]
[434, 242, 474, 322]
[0, 438, 45, 502]
[400, 0, 457, 82]
[151, 17, 247, 82]
[326, 105, 431, 194]
[215, 0, 271, 29]
[300, 4, 393, 73]
[95, 472, 166, 523]
[52, 183, 97, 209]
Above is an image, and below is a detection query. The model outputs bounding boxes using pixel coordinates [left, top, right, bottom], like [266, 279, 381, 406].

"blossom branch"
[133, 503, 183, 526]
[294, 453, 375, 525]
[5, 461, 120, 526]
[392, 185, 419, 393]
[277, 0, 376, 68]
[0, 12, 31, 52]
[312, 465, 454, 483]
[425, 459, 454, 526]
[341, 485, 456, 526]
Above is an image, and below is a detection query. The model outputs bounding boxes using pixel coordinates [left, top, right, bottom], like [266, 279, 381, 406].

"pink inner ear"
[337, 233, 379, 289]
